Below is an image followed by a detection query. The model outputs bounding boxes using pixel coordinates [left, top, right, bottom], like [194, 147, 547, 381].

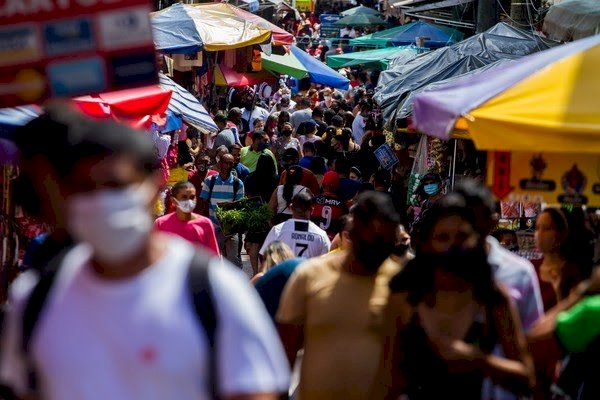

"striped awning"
[158, 73, 217, 133]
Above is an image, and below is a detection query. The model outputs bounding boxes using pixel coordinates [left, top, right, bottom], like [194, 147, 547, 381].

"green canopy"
[326, 46, 422, 70]
[334, 14, 387, 27]
[262, 52, 308, 79]
[349, 25, 412, 48]
[340, 5, 380, 17]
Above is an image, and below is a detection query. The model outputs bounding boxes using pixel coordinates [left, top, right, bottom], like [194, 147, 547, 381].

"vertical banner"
[0, 0, 157, 107]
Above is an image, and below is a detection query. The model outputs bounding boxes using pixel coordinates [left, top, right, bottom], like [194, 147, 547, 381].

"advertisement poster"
[486, 151, 600, 207]
[0, 0, 156, 107]
[375, 143, 399, 171]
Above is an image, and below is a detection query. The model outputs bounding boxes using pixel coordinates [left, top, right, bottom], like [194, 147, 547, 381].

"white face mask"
[175, 199, 196, 214]
[67, 182, 154, 264]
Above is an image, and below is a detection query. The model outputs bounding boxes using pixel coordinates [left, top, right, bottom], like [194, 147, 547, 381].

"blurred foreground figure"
[277, 191, 402, 399]
[0, 106, 289, 400]
[372, 190, 535, 399]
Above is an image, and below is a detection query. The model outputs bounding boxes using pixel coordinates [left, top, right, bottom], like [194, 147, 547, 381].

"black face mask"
[282, 130, 292, 137]
[354, 237, 394, 272]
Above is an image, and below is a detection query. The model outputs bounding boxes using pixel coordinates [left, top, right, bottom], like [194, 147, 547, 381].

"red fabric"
[154, 213, 220, 256]
[73, 85, 172, 128]
[217, 64, 276, 87]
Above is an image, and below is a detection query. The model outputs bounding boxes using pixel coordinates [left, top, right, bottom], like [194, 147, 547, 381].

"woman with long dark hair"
[372, 192, 534, 399]
[244, 154, 280, 275]
[268, 165, 307, 225]
[536, 207, 594, 303]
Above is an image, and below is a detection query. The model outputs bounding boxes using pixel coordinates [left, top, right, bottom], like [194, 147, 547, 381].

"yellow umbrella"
[413, 35, 600, 154]
[152, 2, 272, 53]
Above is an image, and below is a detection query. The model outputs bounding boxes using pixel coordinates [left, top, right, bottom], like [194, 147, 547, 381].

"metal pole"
[451, 139, 458, 190]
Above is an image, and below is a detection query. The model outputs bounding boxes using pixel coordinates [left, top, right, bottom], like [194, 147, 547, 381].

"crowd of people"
[0, 90, 599, 400]
[0, 4, 599, 400]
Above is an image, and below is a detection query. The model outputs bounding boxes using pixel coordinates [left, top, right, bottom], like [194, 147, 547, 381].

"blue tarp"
[152, 3, 204, 54]
[289, 46, 350, 90]
[389, 21, 463, 48]
[158, 73, 218, 132]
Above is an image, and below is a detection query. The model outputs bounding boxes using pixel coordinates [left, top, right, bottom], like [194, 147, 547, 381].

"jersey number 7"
[296, 243, 308, 257]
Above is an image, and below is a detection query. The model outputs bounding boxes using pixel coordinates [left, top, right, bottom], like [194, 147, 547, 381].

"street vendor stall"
[412, 34, 600, 207]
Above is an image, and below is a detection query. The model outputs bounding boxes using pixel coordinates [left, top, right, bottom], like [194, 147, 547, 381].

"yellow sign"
[295, 0, 314, 12]
[486, 151, 600, 206]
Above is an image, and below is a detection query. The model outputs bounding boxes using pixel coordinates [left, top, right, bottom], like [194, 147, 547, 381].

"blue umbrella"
[152, 3, 204, 54]
[390, 21, 463, 48]
[289, 46, 350, 90]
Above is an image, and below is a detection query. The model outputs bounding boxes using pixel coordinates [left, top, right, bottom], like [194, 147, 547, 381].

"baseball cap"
[322, 171, 340, 190]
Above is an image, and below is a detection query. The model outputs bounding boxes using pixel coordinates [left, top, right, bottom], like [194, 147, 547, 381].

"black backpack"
[19, 250, 220, 399]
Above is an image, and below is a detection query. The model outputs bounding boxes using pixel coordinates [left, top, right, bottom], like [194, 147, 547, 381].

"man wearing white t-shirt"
[260, 191, 330, 259]
[0, 111, 289, 400]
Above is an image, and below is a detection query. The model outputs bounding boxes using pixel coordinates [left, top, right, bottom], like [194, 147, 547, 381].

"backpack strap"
[21, 248, 69, 393]
[187, 250, 219, 399]
[207, 175, 218, 204]
[232, 177, 240, 200]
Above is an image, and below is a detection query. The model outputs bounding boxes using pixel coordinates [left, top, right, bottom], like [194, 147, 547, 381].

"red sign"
[492, 151, 514, 200]
[0, 0, 157, 107]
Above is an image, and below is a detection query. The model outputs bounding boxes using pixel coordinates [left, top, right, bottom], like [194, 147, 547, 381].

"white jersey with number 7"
[259, 219, 331, 259]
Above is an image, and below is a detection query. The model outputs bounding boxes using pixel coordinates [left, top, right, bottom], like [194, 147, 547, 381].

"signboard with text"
[319, 14, 341, 38]
[0, 0, 157, 107]
[486, 151, 600, 207]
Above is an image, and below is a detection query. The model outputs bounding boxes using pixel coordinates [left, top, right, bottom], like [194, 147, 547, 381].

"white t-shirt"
[0, 236, 289, 400]
[352, 113, 366, 145]
[276, 185, 309, 214]
[241, 106, 270, 131]
[260, 218, 331, 258]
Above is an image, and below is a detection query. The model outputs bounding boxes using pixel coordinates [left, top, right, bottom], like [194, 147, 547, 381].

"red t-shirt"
[311, 192, 348, 240]
[154, 213, 220, 256]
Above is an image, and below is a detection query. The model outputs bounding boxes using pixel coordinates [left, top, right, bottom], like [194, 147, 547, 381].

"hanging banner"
[486, 151, 600, 207]
[0, 0, 157, 107]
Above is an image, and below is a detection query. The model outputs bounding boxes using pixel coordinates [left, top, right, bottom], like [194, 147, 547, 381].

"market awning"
[412, 34, 600, 153]
[334, 14, 387, 27]
[340, 5, 381, 16]
[262, 52, 308, 78]
[350, 25, 412, 48]
[151, 3, 272, 53]
[73, 86, 172, 128]
[326, 46, 422, 70]
[158, 73, 217, 133]
[214, 64, 276, 87]
[262, 46, 350, 89]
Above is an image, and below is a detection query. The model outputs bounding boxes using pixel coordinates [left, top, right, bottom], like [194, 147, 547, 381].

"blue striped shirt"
[200, 173, 244, 226]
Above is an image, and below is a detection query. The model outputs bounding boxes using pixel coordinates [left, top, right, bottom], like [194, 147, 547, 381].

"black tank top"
[399, 306, 497, 400]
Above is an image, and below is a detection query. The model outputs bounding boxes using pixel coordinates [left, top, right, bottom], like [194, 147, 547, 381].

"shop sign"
[486, 151, 600, 206]
[0, 0, 156, 107]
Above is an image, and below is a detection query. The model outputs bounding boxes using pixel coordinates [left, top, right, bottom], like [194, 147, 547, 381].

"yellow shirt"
[277, 251, 401, 400]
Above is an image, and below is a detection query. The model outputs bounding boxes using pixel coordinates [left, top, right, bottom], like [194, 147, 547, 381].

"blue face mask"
[423, 183, 439, 196]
